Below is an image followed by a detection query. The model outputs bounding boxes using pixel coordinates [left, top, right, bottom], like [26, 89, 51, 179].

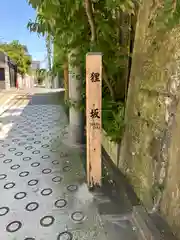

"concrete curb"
[131, 206, 161, 240]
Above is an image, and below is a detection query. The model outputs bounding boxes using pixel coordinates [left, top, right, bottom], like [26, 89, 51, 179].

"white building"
[31, 60, 40, 70]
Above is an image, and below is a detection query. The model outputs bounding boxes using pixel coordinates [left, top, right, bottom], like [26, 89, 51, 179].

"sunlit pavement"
[0, 88, 137, 240]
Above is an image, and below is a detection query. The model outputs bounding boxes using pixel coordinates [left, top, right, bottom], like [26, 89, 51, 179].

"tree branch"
[84, 0, 115, 100]
[84, 0, 96, 43]
[103, 66, 115, 101]
[172, 0, 176, 13]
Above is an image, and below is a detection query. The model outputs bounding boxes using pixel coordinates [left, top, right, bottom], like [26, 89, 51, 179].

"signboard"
[86, 52, 102, 187]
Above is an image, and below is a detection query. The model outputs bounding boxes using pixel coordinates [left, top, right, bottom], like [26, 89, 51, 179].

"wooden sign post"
[86, 53, 102, 188]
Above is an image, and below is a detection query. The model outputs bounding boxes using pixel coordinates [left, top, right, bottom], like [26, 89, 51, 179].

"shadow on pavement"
[0, 89, 177, 239]
[30, 90, 138, 239]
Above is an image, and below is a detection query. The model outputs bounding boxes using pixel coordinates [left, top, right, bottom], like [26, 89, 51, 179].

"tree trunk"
[63, 61, 69, 102]
[68, 49, 83, 146]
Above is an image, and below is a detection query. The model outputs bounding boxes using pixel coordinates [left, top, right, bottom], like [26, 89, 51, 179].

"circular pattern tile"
[0, 207, 9, 216]
[42, 168, 52, 174]
[60, 152, 68, 158]
[24, 238, 35, 240]
[27, 138, 34, 141]
[34, 141, 41, 144]
[35, 134, 41, 137]
[52, 176, 62, 183]
[15, 152, 23, 156]
[71, 211, 85, 222]
[0, 153, 5, 158]
[2, 144, 9, 148]
[8, 148, 16, 152]
[42, 124, 48, 127]
[4, 182, 15, 189]
[57, 232, 73, 240]
[23, 157, 31, 161]
[14, 192, 27, 200]
[41, 188, 53, 196]
[67, 185, 78, 192]
[0, 174, 7, 180]
[12, 139, 20, 143]
[42, 155, 50, 159]
[52, 160, 59, 165]
[51, 149, 57, 152]
[18, 142, 26, 146]
[42, 144, 49, 148]
[3, 159, 12, 164]
[19, 171, 29, 177]
[40, 216, 55, 227]
[25, 146, 33, 150]
[21, 135, 27, 138]
[32, 149, 40, 155]
[31, 162, 40, 167]
[54, 199, 67, 208]
[6, 221, 22, 233]
[10, 164, 20, 170]
[43, 136, 49, 140]
[28, 179, 39, 186]
[63, 166, 71, 172]
[25, 202, 39, 212]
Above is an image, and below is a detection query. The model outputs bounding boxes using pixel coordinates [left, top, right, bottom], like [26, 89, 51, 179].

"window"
[0, 68, 5, 81]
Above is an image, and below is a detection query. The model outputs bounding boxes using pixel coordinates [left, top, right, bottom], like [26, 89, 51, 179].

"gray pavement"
[0, 88, 137, 240]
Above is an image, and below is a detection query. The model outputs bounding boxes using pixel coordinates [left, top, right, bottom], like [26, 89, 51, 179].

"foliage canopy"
[27, 0, 180, 142]
[0, 40, 32, 76]
[27, 0, 135, 142]
[35, 68, 47, 84]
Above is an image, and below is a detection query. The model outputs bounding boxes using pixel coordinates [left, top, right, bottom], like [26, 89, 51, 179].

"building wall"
[31, 60, 40, 70]
[0, 52, 9, 89]
[0, 51, 17, 89]
[0, 51, 6, 89]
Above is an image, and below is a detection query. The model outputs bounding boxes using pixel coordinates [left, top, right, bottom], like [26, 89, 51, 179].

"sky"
[0, 0, 47, 68]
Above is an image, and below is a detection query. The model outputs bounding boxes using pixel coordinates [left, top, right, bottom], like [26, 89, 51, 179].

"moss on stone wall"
[119, 0, 180, 238]
[160, 100, 180, 238]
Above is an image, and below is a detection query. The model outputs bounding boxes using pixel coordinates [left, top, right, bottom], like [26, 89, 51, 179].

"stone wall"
[119, 1, 180, 238]
[0, 52, 6, 89]
[102, 130, 120, 166]
[17, 73, 23, 88]
[0, 81, 6, 89]
[17, 74, 34, 89]
[0, 51, 10, 89]
[160, 96, 180, 238]
[4, 55, 10, 90]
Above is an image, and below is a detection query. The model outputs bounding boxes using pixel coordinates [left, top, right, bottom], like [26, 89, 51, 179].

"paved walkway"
[0, 88, 137, 240]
